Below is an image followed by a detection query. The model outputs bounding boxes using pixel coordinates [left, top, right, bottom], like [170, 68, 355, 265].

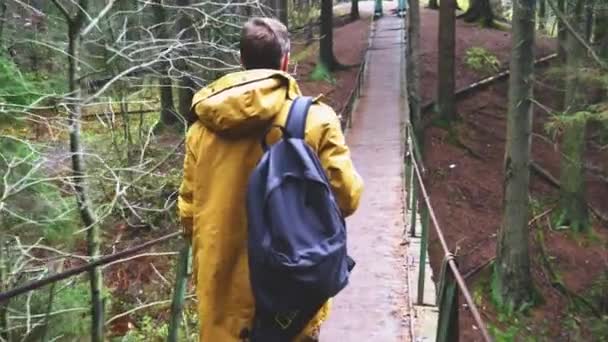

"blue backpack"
[246, 96, 355, 341]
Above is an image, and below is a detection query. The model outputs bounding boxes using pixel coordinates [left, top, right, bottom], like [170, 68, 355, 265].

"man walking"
[178, 17, 363, 341]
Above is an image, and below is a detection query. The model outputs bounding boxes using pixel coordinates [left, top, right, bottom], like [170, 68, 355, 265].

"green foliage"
[0, 55, 39, 107]
[488, 323, 520, 342]
[491, 263, 539, 317]
[0, 137, 78, 244]
[10, 281, 91, 340]
[310, 62, 335, 83]
[119, 307, 198, 342]
[121, 315, 169, 341]
[464, 47, 500, 74]
[0, 53, 63, 107]
[289, 2, 320, 29]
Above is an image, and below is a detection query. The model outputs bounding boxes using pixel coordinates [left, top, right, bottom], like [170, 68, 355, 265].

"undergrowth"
[464, 47, 500, 75]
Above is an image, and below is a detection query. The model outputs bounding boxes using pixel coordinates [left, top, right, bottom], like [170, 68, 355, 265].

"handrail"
[338, 15, 375, 131]
[405, 123, 492, 342]
[0, 232, 181, 303]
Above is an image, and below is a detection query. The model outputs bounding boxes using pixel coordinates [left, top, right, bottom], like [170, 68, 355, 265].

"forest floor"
[418, 7, 608, 341]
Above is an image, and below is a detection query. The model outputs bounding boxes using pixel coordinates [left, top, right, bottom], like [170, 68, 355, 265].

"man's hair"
[240, 17, 290, 70]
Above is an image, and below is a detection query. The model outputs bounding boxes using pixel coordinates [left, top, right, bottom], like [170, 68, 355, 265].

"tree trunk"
[558, 0, 589, 232]
[594, 5, 608, 59]
[538, 0, 546, 31]
[351, 0, 360, 20]
[176, 0, 197, 126]
[584, 0, 594, 42]
[557, 0, 567, 62]
[275, 0, 288, 28]
[320, 0, 339, 70]
[428, 0, 439, 10]
[0, 2, 7, 46]
[152, 0, 178, 128]
[438, 0, 457, 122]
[55, 0, 105, 340]
[460, 0, 495, 27]
[496, 0, 536, 309]
[0, 215, 10, 341]
[408, 0, 422, 133]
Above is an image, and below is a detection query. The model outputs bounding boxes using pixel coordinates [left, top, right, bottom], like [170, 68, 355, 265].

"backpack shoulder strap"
[285, 96, 313, 139]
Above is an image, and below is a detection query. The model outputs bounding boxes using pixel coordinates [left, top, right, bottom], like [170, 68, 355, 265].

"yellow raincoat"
[178, 69, 363, 341]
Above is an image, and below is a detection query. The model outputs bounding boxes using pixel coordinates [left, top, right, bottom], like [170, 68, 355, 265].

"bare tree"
[320, 0, 341, 70]
[438, 0, 457, 122]
[460, 0, 495, 27]
[49, 0, 106, 340]
[557, 0, 589, 232]
[351, 0, 360, 20]
[496, 0, 535, 309]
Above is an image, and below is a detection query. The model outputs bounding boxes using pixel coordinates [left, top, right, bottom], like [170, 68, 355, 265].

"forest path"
[319, 10, 412, 342]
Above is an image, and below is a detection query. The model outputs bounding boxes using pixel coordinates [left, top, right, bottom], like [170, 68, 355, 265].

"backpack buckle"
[274, 310, 299, 329]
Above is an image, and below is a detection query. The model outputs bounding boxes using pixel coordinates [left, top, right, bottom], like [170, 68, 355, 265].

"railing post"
[409, 181, 418, 237]
[416, 201, 430, 305]
[167, 240, 192, 342]
[436, 259, 459, 342]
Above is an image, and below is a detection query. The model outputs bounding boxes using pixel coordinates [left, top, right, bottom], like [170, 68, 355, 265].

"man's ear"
[280, 54, 290, 72]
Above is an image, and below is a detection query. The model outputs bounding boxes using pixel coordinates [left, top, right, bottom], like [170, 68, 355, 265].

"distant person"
[178, 17, 363, 342]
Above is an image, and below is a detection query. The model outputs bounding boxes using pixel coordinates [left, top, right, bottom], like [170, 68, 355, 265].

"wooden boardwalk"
[320, 13, 412, 342]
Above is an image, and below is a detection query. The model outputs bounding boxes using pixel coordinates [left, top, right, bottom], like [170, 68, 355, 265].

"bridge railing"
[404, 122, 493, 342]
[0, 231, 190, 341]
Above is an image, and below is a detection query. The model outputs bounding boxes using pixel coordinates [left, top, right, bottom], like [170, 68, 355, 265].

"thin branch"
[105, 295, 195, 326]
[546, 0, 608, 70]
[82, 0, 117, 37]
[50, 0, 73, 22]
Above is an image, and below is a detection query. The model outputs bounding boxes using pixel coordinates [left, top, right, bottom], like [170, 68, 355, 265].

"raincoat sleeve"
[316, 106, 364, 217]
[178, 126, 199, 237]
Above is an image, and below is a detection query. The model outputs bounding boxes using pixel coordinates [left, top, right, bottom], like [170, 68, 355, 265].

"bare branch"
[50, 0, 73, 22]
[546, 0, 608, 70]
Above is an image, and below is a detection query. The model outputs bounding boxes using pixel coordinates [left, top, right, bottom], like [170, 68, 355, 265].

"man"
[178, 17, 363, 341]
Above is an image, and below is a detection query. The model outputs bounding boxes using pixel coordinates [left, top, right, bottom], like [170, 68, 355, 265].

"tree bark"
[559, 0, 589, 232]
[557, 0, 567, 62]
[460, 0, 495, 27]
[438, 0, 457, 122]
[584, 0, 594, 42]
[351, 0, 360, 20]
[428, 0, 439, 10]
[408, 0, 422, 134]
[496, 0, 535, 308]
[0, 215, 10, 341]
[53, 0, 105, 340]
[0, 2, 7, 46]
[175, 0, 197, 126]
[275, 0, 288, 28]
[594, 5, 608, 59]
[320, 0, 339, 70]
[152, 0, 178, 128]
[538, 0, 546, 31]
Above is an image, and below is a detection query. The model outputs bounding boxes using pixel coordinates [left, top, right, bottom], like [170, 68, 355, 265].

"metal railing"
[0, 231, 190, 341]
[404, 123, 493, 342]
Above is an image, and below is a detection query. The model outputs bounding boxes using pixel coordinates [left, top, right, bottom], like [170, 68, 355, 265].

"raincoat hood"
[191, 69, 302, 136]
